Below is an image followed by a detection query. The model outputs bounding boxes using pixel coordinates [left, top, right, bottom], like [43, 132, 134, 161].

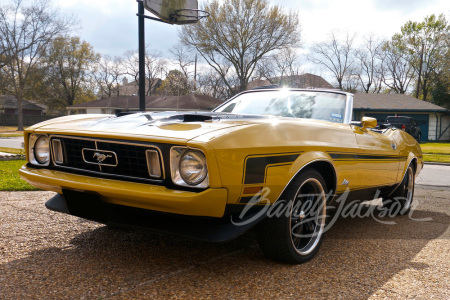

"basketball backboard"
[143, 0, 200, 24]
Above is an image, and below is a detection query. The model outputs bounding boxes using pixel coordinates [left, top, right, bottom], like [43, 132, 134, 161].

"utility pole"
[415, 42, 425, 99]
[138, 0, 146, 111]
[194, 54, 197, 91]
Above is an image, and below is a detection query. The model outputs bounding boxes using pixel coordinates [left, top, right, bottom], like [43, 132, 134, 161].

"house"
[353, 93, 450, 142]
[67, 93, 224, 115]
[0, 95, 45, 116]
[0, 95, 59, 126]
[98, 78, 163, 98]
[247, 73, 334, 90]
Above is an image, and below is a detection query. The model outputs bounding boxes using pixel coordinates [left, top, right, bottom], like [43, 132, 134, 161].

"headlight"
[29, 134, 50, 166]
[179, 150, 208, 185]
[170, 147, 209, 188]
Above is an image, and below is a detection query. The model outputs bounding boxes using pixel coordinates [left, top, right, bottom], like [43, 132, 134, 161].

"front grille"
[51, 136, 164, 182]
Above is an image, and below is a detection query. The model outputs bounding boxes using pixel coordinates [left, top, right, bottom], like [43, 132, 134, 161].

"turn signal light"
[243, 186, 263, 194]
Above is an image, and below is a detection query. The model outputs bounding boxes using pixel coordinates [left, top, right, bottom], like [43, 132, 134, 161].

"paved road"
[417, 164, 450, 187]
[0, 187, 448, 299]
[0, 137, 24, 149]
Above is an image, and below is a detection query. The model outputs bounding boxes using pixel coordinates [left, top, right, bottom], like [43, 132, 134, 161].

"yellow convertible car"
[20, 88, 423, 264]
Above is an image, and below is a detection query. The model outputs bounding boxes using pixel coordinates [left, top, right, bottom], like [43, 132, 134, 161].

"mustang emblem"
[93, 152, 112, 163]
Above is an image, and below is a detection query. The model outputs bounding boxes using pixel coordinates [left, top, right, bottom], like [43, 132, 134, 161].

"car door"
[352, 125, 400, 190]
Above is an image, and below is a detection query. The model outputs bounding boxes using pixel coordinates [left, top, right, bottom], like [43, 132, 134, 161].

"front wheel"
[383, 164, 415, 215]
[256, 168, 328, 264]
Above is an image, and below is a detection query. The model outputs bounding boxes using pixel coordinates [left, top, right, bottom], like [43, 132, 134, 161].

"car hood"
[30, 111, 269, 142]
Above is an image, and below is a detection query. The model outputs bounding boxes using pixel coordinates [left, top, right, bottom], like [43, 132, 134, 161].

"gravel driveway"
[1, 187, 449, 299]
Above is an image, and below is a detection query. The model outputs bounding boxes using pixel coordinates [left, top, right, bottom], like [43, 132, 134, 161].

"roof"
[0, 95, 44, 111]
[353, 93, 449, 112]
[67, 94, 224, 111]
[247, 73, 334, 90]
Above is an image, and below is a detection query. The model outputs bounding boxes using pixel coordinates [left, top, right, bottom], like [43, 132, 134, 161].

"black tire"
[256, 168, 328, 264]
[383, 164, 415, 216]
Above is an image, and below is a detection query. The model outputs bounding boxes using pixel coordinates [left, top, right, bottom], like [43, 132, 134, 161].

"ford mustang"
[20, 88, 423, 264]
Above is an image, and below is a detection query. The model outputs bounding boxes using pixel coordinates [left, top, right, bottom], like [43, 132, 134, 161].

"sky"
[54, 0, 449, 80]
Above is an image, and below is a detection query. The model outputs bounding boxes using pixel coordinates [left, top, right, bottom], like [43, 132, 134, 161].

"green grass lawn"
[420, 143, 450, 163]
[420, 143, 450, 154]
[0, 160, 39, 191]
[422, 153, 450, 163]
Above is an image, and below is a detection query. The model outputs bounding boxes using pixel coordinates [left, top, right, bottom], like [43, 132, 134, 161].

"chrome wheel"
[290, 178, 326, 255]
[383, 164, 415, 216]
[256, 168, 328, 264]
[401, 166, 414, 214]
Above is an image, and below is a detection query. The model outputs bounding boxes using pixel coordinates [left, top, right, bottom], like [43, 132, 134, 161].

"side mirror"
[361, 117, 377, 130]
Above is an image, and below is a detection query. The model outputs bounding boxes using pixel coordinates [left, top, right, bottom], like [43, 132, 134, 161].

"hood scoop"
[166, 114, 213, 123]
[142, 112, 269, 125]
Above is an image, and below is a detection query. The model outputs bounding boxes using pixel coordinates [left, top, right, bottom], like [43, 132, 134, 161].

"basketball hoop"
[137, 0, 208, 110]
[170, 9, 210, 24]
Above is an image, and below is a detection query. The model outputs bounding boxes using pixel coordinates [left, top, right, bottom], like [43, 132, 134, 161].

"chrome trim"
[290, 178, 326, 255]
[170, 146, 209, 189]
[146, 149, 163, 178]
[49, 134, 165, 181]
[51, 139, 64, 165]
[51, 165, 164, 184]
[95, 141, 102, 172]
[29, 134, 50, 166]
[275, 158, 338, 203]
[82, 148, 118, 167]
[343, 94, 353, 124]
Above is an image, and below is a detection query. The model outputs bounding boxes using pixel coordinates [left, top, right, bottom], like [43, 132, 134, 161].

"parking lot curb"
[424, 162, 450, 166]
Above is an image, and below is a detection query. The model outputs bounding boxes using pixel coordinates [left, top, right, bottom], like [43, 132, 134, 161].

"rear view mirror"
[361, 117, 377, 130]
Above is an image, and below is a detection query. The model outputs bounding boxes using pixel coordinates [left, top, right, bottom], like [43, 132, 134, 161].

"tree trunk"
[17, 93, 24, 131]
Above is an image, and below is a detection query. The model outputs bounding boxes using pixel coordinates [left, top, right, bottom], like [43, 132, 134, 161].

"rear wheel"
[256, 168, 327, 264]
[383, 164, 415, 216]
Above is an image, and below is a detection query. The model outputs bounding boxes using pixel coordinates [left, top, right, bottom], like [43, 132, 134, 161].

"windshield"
[214, 90, 347, 123]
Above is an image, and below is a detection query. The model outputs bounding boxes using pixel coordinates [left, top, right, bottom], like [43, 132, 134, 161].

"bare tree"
[0, 0, 75, 130]
[256, 47, 301, 86]
[123, 48, 165, 96]
[354, 35, 385, 93]
[341, 70, 360, 93]
[308, 31, 356, 90]
[170, 43, 195, 80]
[95, 55, 124, 98]
[381, 40, 415, 94]
[181, 0, 301, 95]
[197, 68, 229, 99]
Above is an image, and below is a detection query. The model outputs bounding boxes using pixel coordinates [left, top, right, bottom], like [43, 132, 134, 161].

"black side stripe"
[244, 154, 300, 184]
[329, 152, 408, 161]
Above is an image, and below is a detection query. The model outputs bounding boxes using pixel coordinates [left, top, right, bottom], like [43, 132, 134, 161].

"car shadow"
[1, 207, 448, 299]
